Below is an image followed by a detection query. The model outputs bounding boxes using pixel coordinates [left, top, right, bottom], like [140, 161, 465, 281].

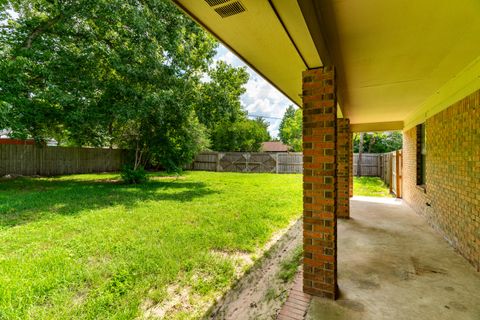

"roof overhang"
[300, 0, 480, 130]
[172, 0, 480, 131]
[172, 0, 321, 106]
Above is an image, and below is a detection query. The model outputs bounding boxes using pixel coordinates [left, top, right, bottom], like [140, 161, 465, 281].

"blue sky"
[213, 44, 295, 138]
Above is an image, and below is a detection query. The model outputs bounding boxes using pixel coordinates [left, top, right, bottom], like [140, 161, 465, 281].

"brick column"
[349, 131, 353, 198]
[337, 118, 350, 219]
[302, 66, 338, 299]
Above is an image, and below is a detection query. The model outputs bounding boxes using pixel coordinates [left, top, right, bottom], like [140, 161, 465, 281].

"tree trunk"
[368, 134, 375, 153]
[134, 142, 143, 170]
[357, 132, 364, 177]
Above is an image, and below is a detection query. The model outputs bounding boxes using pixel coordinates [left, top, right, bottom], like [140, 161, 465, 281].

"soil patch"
[207, 219, 302, 320]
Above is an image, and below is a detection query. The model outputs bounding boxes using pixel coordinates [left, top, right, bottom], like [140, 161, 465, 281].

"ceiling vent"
[214, 1, 246, 18]
[204, 0, 230, 6]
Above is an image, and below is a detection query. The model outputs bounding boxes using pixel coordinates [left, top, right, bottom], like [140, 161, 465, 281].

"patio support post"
[349, 130, 353, 198]
[302, 66, 338, 299]
[337, 118, 351, 219]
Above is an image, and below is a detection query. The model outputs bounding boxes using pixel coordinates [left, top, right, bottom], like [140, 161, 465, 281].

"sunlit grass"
[353, 176, 393, 197]
[0, 171, 302, 319]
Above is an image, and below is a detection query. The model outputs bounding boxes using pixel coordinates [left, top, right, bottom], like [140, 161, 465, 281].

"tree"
[194, 60, 278, 153]
[196, 61, 249, 131]
[195, 60, 259, 152]
[279, 105, 296, 143]
[357, 132, 364, 177]
[353, 131, 403, 153]
[211, 118, 270, 152]
[0, 0, 217, 171]
[279, 107, 302, 151]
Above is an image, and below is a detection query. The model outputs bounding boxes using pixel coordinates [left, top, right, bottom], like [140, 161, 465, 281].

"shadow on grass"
[0, 176, 215, 228]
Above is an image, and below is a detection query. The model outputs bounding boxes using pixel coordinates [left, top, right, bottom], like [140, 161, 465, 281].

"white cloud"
[213, 44, 296, 138]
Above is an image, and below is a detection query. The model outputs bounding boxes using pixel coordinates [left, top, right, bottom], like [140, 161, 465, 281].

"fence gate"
[390, 150, 402, 197]
[396, 150, 402, 197]
[219, 152, 276, 173]
[188, 152, 303, 173]
[391, 153, 397, 195]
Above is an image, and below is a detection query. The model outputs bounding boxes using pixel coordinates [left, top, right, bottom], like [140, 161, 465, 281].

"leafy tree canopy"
[279, 106, 302, 151]
[353, 131, 402, 153]
[0, 0, 273, 167]
[0, 0, 217, 170]
[279, 105, 296, 141]
[196, 60, 249, 130]
[194, 60, 272, 152]
[211, 117, 270, 152]
[194, 60, 271, 152]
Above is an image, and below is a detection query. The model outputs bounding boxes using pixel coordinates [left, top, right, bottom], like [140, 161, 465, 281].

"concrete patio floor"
[306, 196, 480, 320]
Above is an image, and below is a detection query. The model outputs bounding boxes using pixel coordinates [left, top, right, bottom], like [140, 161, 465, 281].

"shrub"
[120, 165, 148, 184]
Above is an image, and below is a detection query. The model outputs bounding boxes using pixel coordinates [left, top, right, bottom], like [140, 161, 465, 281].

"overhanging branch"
[22, 13, 64, 49]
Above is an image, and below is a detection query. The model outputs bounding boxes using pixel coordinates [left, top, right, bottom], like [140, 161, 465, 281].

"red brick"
[337, 118, 351, 219]
[302, 67, 338, 299]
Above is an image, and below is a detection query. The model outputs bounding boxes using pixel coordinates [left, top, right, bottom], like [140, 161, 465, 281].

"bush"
[121, 165, 148, 184]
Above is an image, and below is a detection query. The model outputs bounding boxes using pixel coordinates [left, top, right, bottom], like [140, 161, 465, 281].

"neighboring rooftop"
[261, 141, 289, 152]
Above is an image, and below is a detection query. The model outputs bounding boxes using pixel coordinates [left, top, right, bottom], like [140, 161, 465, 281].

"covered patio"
[305, 197, 480, 319]
[278, 196, 480, 319]
[171, 0, 480, 317]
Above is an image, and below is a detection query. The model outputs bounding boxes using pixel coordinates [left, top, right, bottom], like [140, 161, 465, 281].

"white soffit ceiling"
[173, 0, 323, 107]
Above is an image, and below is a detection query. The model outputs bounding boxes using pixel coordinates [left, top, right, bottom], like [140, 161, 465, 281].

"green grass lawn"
[353, 176, 393, 197]
[0, 171, 302, 319]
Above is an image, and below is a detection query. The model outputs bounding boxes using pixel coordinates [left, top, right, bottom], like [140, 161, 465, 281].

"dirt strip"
[207, 219, 302, 320]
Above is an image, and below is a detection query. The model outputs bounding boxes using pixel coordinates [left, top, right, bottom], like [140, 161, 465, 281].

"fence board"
[189, 152, 303, 174]
[0, 144, 126, 176]
[2, 144, 403, 187]
[353, 153, 380, 176]
[353, 151, 402, 197]
[277, 153, 302, 173]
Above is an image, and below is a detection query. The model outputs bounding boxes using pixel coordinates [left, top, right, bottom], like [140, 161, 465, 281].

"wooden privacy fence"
[390, 150, 403, 198]
[354, 150, 403, 197]
[353, 153, 380, 176]
[187, 152, 303, 173]
[1, 143, 403, 195]
[0, 144, 126, 176]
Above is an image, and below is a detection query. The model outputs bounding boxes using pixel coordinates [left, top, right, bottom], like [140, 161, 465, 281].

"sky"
[213, 44, 296, 138]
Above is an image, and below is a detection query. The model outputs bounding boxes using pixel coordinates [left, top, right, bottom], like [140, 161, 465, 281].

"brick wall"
[403, 89, 480, 271]
[302, 66, 338, 298]
[337, 118, 350, 219]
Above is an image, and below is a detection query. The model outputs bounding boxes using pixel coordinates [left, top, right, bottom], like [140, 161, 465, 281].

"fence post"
[275, 153, 279, 174]
[389, 153, 393, 194]
[378, 155, 381, 178]
[216, 152, 221, 172]
[380, 154, 382, 178]
[398, 150, 403, 198]
[395, 150, 401, 198]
